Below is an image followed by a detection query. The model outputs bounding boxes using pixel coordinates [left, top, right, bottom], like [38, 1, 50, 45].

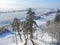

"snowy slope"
[0, 11, 57, 45]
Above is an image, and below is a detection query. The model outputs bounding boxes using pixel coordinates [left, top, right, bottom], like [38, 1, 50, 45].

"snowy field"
[0, 9, 57, 45]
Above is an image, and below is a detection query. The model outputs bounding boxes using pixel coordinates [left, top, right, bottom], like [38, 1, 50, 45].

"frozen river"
[0, 9, 52, 26]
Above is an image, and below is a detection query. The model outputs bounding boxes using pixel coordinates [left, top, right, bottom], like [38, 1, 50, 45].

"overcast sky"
[0, 0, 60, 10]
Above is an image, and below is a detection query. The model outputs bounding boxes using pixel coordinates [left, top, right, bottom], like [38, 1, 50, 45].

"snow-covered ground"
[0, 10, 57, 45]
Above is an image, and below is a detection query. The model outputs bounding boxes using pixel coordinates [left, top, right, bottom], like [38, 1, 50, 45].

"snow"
[35, 13, 56, 27]
[0, 11, 57, 45]
[0, 31, 12, 38]
[35, 20, 46, 26]
[0, 32, 25, 45]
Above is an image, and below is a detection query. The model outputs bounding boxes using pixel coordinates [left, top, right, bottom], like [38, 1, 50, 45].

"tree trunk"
[30, 30, 33, 38]
[15, 32, 18, 45]
[30, 39, 38, 45]
[12, 29, 15, 43]
[17, 28, 22, 42]
[24, 38, 27, 45]
[30, 21, 33, 39]
[18, 31, 22, 42]
[30, 39, 35, 45]
[24, 31, 28, 45]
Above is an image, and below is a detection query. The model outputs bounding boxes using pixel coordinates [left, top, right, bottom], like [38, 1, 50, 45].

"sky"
[0, 0, 60, 10]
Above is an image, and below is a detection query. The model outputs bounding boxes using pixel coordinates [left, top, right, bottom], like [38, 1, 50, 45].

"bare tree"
[26, 8, 38, 39]
[21, 21, 29, 45]
[11, 18, 18, 45]
[46, 9, 60, 45]
[11, 18, 22, 45]
[11, 8, 38, 45]
[54, 9, 60, 22]
[23, 8, 38, 45]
